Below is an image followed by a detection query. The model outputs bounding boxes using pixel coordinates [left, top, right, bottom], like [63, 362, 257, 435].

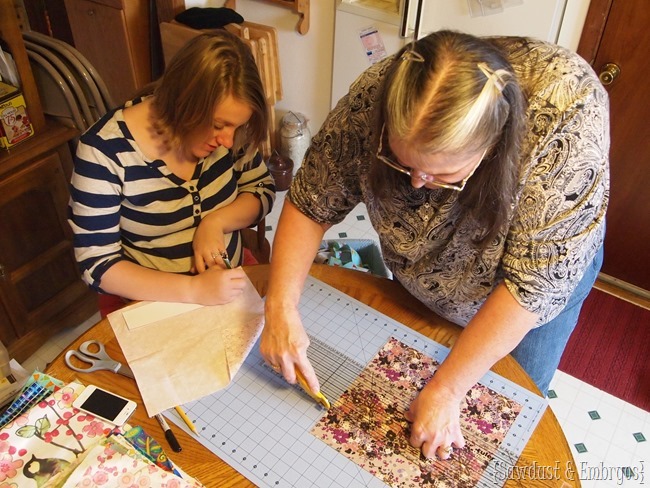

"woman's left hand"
[404, 381, 466, 460]
[193, 216, 227, 272]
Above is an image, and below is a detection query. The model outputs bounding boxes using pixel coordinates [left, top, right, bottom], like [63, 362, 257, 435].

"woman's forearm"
[203, 193, 265, 234]
[266, 201, 331, 308]
[428, 282, 539, 399]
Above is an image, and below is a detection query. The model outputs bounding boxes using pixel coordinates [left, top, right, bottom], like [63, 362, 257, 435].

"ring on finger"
[210, 252, 219, 263]
[441, 445, 453, 456]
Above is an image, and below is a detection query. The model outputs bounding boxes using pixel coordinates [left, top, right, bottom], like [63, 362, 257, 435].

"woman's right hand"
[260, 303, 320, 393]
[190, 265, 247, 305]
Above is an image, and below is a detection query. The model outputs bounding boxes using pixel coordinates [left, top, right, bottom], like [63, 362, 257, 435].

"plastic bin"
[317, 239, 390, 278]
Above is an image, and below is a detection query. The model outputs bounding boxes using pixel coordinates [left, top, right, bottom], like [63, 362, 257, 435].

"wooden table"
[45, 264, 580, 487]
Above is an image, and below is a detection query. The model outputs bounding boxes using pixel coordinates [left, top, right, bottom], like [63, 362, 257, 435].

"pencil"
[174, 406, 198, 435]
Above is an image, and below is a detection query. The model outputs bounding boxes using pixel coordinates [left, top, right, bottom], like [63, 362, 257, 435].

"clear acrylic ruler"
[166, 275, 547, 487]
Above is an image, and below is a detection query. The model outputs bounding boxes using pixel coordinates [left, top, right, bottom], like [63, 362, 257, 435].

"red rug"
[558, 287, 650, 412]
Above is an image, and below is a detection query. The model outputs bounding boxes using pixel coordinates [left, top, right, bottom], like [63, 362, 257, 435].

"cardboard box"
[0, 81, 34, 150]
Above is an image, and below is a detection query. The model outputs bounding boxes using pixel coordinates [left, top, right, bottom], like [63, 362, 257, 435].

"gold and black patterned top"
[289, 37, 609, 326]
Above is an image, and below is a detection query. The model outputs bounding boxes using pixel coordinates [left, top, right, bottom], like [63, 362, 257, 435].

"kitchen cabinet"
[0, 0, 97, 362]
[64, 0, 151, 105]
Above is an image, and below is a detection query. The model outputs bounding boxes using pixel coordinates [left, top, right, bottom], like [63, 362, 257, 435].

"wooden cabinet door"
[0, 152, 89, 340]
[64, 0, 151, 105]
[0, 302, 17, 348]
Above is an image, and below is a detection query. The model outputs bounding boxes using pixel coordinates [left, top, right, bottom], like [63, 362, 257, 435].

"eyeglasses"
[376, 124, 487, 191]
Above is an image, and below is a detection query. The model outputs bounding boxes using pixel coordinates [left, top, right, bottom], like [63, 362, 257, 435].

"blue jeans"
[509, 245, 604, 396]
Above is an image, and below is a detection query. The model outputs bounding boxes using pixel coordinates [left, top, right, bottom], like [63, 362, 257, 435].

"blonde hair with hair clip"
[455, 62, 514, 146]
[477, 62, 508, 92]
[371, 30, 527, 245]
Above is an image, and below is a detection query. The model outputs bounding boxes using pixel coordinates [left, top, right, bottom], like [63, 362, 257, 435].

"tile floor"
[24, 191, 648, 487]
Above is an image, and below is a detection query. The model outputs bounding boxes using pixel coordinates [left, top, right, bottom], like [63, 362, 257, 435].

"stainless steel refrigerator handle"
[413, 0, 424, 40]
[400, 0, 425, 40]
[399, 0, 413, 38]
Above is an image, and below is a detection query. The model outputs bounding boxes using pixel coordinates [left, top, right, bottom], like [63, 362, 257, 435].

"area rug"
[558, 288, 650, 412]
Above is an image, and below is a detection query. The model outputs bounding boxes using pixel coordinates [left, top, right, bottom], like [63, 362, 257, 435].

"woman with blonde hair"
[69, 31, 275, 316]
[261, 30, 609, 460]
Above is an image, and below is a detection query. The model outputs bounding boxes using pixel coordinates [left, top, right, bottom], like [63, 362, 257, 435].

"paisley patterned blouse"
[289, 37, 610, 326]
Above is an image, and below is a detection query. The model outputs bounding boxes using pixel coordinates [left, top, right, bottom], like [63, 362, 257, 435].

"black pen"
[155, 414, 182, 452]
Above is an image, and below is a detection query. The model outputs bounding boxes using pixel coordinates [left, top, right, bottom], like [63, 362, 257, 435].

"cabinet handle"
[0, 264, 5, 281]
[87, 9, 95, 16]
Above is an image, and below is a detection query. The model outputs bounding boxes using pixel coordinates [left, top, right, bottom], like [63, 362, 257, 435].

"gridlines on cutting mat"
[165, 276, 547, 487]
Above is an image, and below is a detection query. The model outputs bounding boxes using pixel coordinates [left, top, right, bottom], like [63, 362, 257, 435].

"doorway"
[578, 0, 650, 295]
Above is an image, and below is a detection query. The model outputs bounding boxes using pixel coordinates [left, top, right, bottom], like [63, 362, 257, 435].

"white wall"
[185, 0, 590, 135]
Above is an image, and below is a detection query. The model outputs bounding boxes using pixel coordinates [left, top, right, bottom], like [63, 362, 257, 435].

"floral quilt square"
[311, 337, 522, 487]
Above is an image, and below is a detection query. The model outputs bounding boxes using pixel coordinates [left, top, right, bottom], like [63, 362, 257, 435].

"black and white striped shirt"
[68, 100, 275, 293]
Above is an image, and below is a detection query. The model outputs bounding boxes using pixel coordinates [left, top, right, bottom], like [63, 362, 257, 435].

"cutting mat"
[166, 275, 547, 487]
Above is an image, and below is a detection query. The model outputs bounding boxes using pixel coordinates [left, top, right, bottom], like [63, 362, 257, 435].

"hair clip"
[400, 49, 425, 63]
[478, 62, 506, 92]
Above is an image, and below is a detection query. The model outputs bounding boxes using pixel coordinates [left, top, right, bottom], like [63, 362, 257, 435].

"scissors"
[64, 340, 135, 379]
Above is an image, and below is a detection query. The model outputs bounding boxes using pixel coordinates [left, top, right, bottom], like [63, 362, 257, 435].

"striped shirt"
[68, 98, 275, 293]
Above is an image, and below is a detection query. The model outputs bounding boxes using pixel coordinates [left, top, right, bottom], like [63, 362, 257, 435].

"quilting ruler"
[166, 276, 547, 487]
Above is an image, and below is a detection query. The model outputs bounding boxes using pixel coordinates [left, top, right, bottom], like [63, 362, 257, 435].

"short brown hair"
[151, 30, 268, 158]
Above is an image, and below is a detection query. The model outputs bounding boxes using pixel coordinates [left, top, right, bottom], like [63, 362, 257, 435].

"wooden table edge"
[44, 264, 579, 487]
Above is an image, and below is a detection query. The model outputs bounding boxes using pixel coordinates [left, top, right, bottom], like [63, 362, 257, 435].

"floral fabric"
[311, 338, 522, 487]
[0, 382, 116, 487]
[59, 435, 202, 488]
[0, 382, 203, 488]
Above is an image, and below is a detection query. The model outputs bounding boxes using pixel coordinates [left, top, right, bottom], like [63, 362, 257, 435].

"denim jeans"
[509, 245, 604, 396]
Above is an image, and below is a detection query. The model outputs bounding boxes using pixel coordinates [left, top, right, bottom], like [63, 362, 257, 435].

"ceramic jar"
[279, 111, 311, 175]
[267, 150, 293, 191]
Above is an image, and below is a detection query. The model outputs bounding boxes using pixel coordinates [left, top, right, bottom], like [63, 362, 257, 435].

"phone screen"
[78, 387, 129, 421]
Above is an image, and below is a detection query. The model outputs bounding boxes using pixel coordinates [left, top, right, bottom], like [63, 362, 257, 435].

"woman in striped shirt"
[68, 31, 275, 315]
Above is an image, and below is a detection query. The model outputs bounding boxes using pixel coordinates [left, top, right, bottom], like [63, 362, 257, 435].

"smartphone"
[72, 385, 137, 426]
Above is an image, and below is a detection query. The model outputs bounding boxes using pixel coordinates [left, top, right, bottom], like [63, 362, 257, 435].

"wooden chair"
[241, 218, 271, 264]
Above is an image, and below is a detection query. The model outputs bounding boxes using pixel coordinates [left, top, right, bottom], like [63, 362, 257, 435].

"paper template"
[122, 302, 203, 329]
[108, 274, 265, 416]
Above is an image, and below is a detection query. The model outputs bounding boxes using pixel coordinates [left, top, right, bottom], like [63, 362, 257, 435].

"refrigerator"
[331, 0, 573, 108]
